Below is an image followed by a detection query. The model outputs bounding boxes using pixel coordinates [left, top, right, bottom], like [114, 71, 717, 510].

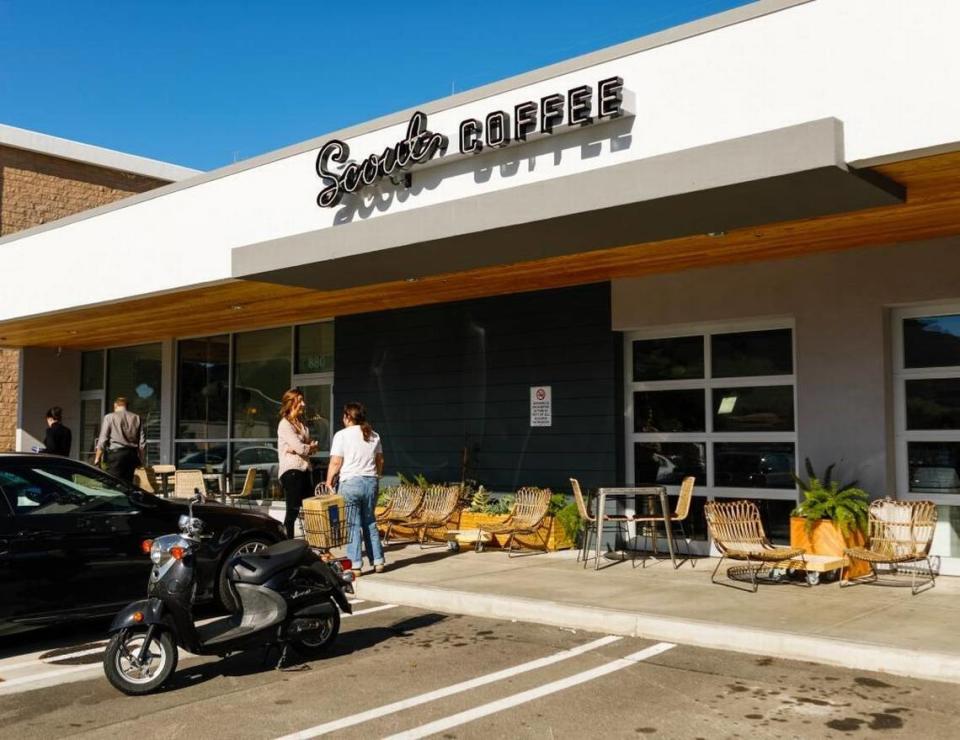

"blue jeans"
[341, 476, 385, 568]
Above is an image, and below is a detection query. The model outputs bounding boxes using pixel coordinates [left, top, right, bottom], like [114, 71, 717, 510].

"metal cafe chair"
[570, 478, 633, 569]
[630, 476, 696, 567]
[172, 469, 207, 499]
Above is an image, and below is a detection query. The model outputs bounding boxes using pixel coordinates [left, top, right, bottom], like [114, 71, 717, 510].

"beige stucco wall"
[0, 144, 169, 451]
[612, 235, 960, 499]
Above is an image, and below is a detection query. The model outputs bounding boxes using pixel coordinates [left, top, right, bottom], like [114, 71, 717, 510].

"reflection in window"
[714, 442, 795, 489]
[232, 441, 281, 499]
[232, 328, 291, 439]
[908, 442, 960, 494]
[906, 378, 960, 430]
[635, 442, 705, 485]
[713, 386, 794, 432]
[632, 336, 703, 381]
[634, 390, 705, 433]
[295, 322, 335, 374]
[756, 498, 794, 545]
[107, 344, 162, 453]
[904, 315, 960, 369]
[711, 329, 793, 378]
[177, 335, 229, 439]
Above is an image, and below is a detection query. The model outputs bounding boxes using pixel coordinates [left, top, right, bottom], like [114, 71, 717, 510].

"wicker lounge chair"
[376, 485, 425, 543]
[404, 485, 462, 547]
[172, 469, 207, 499]
[476, 487, 552, 556]
[704, 499, 808, 592]
[631, 476, 696, 567]
[133, 466, 159, 494]
[842, 498, 937, 594]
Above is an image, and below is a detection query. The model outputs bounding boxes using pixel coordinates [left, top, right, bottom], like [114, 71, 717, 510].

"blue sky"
[0, 1, 749, 171]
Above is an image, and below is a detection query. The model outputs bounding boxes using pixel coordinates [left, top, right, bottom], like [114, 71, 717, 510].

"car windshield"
[0, 462, 136, 516]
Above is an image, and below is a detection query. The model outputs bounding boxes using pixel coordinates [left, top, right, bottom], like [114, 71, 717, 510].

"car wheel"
[218, 536, 272, 612]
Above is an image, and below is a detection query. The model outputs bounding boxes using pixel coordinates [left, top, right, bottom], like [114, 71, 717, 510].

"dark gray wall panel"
[333, 283, 621, 492]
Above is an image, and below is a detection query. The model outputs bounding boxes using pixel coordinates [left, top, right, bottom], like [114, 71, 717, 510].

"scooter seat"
[231, 538, 308, 585]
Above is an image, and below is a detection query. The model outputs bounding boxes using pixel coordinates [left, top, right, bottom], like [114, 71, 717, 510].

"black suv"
[0, 453, 286, 636]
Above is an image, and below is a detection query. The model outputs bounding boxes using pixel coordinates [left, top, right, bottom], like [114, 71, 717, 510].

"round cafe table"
[151, 464, 176, 498]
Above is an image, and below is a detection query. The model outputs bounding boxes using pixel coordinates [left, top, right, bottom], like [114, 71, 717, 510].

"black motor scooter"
[103, 493, 354, 695]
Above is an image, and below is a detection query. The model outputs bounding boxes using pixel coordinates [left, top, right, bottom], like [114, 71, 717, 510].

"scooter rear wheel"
[104, 628, 178, 695]
[292, 610, 341, 659]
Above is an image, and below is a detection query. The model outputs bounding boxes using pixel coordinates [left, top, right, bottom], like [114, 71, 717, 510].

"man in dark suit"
[43, 406, 72, 457]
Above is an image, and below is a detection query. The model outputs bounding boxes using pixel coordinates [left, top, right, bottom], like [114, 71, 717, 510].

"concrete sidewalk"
[354, 544, 960, 685]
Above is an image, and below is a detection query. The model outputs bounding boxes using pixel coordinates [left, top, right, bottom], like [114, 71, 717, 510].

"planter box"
[789, 517, 870, 579]
[375, 507, 574, 551]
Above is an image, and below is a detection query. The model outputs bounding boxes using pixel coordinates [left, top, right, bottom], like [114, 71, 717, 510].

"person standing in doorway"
[42, 407, 72, 457]
[278, 389, 318, 539]
[326, 401, 385, 576]
[94, 397, 146, 483]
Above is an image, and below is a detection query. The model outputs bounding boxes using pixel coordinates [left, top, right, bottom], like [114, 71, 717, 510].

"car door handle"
[0, 538, 9, 555]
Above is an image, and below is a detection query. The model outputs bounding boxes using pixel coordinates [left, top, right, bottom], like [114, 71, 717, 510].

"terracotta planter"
[789, 517, 870, 579]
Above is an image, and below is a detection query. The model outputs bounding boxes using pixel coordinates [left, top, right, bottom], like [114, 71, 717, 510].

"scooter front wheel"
[103, 628, 178, 695]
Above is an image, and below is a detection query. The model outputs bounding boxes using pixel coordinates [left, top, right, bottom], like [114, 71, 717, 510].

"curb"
[356, 578, 960, 685]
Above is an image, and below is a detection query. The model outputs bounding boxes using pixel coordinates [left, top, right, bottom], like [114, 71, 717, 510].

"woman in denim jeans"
[325, 402, 385, 576]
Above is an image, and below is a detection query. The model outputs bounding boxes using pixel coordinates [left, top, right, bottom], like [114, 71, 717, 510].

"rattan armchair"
[476, 487, 552, 556]
[404, 485, 462, 547]
[376, 485, 425, 543]
[842, 498, 937, 594]
[631, 476, 696, 567]
[133, 466, 159, 494]
[704, 499, 808, 592]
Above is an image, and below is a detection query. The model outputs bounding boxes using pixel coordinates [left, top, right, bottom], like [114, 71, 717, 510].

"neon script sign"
[315, 76, 626, 208]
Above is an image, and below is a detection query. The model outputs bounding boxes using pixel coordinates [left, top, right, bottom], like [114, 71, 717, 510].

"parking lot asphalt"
[1, 601, 958, 739]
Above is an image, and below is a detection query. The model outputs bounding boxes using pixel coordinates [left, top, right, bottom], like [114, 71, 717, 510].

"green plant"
[376, 486, 395, 508]
[398, 472, 432, 489]
[469, 486, 491, 513]
[792, 478, 869, 536]
[555, 501, 584, 542]
[547, 493, 568, 516]
[792, 457, 858, 493]
[488, 494, 514, 516]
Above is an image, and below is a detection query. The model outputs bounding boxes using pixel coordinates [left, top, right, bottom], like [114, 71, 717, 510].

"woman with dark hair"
[43, 406, 72, 457]
[277, 389, 319, 538]
[326, 401, 385, 575]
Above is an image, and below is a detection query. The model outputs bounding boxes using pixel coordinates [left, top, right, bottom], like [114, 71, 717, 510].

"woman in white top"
[277, 389, 318, 538]
[325, 401, 385, 574]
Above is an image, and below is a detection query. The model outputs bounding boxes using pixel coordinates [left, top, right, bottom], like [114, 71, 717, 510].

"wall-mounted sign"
[315, 76, 629, 208]
[530, 386, 552, 428]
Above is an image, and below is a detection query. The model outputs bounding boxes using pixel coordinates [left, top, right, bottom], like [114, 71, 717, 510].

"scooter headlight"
[150, 540, 164, 564]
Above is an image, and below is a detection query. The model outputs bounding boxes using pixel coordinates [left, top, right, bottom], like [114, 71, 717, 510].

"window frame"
[893, 303, 960, 504]
[624, 318, 798, 502]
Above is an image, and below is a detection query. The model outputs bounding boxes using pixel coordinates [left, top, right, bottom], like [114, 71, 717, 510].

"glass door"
[296, 378, 333, 490]
[79, 392, 104, 464]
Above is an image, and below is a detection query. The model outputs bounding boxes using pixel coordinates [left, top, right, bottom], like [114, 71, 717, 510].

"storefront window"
[632, 336, 704, 381]
[232, 327, 291, 439]
[177, 335, 229, 439]
[295, 322, 335, 374]
[626, 323, 797, 540]
[107, 343, 162, 463]
[896, 309, 960, 501]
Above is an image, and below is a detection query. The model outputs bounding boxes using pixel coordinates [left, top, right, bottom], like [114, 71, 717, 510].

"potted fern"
[789, 459, 870, 577]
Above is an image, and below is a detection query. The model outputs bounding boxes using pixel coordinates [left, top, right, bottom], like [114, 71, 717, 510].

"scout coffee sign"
[316, 76, 628, 208]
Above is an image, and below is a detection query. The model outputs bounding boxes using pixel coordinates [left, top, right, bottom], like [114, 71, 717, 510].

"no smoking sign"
[530, 386, 552, 427]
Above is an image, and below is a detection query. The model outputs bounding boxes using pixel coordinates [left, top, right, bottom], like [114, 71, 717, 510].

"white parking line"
[0, 663, 102, 690]
[343, 604, 397, 618]
[383, 642, 676, 740]
[274, 634, 623, 739]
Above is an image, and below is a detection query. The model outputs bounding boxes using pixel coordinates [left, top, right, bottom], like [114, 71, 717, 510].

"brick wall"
[0, 143, 171, 450]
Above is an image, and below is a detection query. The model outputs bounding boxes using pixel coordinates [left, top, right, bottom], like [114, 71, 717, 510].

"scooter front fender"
[108, 598, 166, 633]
